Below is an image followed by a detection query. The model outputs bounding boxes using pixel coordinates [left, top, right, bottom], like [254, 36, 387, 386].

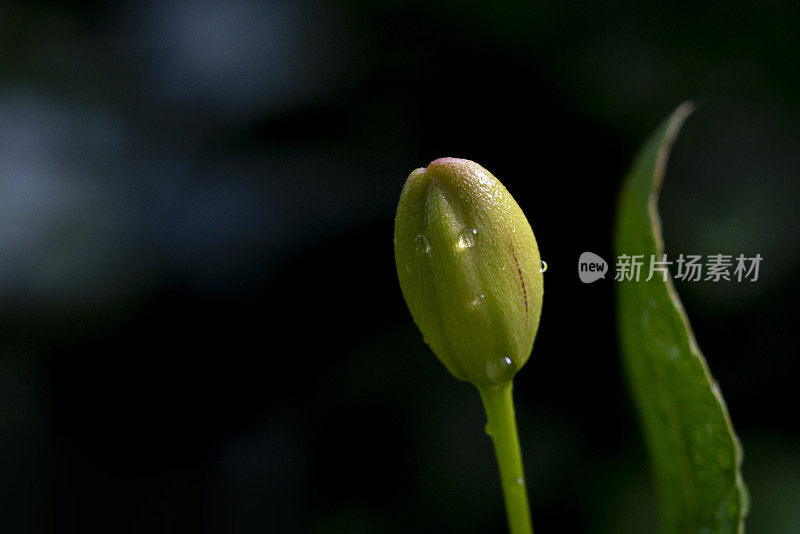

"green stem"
[478, 381, 533, 534]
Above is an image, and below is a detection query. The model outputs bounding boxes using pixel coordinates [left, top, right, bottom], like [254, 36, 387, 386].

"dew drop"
[516, 477, 525, 486]
[484, 421, 494, 437]
[540, 260, 548, 273]
[456, 228, 478, 249]
[486, 356, 515, 383]
[469, 294, 485, 309]
[667, 345, 680, 360]
[415, 234, 430, 254]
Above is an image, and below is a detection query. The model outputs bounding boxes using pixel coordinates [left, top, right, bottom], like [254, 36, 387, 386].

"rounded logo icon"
[578, 252, 608, 283]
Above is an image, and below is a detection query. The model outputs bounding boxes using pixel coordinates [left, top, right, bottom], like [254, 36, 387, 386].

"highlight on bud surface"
[393, 158, 543, 386]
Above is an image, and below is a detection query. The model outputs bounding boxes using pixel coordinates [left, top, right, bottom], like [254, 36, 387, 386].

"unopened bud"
[394, 158, 544, 386]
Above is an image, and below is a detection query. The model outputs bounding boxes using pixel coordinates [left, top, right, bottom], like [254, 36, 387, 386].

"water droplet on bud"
[540, 260, 548, 273]
[469, 294, 485, 309]
[415, 234, 430, 254]
[456, 228, 478, 249]
[486, 356, 516, 383]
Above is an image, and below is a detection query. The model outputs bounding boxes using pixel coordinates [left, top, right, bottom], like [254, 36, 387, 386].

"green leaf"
[614, 103, 749, 533]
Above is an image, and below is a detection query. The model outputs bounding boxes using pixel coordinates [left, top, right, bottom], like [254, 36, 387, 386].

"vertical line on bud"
[509, 242, 528, 320]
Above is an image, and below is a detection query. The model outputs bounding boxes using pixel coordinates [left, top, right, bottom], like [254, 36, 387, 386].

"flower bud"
[394, 158, 543, 386]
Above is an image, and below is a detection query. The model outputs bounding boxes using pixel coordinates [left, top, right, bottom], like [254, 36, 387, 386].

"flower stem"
[478, 381, 533, 534]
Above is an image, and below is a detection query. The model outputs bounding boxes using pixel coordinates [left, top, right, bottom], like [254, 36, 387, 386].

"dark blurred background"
[1, 1, 798, 532]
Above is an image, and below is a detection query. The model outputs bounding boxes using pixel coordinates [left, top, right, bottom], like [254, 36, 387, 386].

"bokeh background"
[1, 1, 799, 532]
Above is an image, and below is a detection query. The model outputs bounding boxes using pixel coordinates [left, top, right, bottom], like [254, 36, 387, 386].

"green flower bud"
[394, 157, 544, 386]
